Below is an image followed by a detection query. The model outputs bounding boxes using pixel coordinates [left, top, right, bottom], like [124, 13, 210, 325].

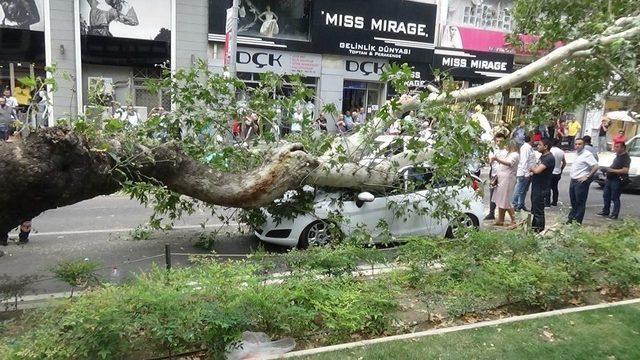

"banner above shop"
[0, 0, 44, 31]
[440, 25, 561, 57]
[433, 47, 514, 80]
[311, 0, 436, 62]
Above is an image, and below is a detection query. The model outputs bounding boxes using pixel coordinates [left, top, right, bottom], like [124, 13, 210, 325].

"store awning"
[441, 26, 562, 57]
[605, 111, 640, 123]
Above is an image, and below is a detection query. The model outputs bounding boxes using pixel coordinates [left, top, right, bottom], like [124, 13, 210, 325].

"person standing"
[512, 134, 536, 211]
[315, 113, 327, 132]
[567, 138, 599, 224]
[582, 135, 599, 161]
[343, 111, 354, 131]
[356, 107, 366, 124]
[0, 96, 15, 141]
[555, 119, 566, 141]
[3, 88, 18, 108]
[597, 141, 631, 220]
[598, 118, 609, 152]
[291, 107, 304, 133]
[613, 130, 626, 145]
[547, 139, 566, 207]
[120, 105, 140, 126]
[567, 118, 582, 150]
[510, 120, 527, 147]
[528, 139, 555, 233]
[490, 140, 520, 226]
[485, 133, 507, 220]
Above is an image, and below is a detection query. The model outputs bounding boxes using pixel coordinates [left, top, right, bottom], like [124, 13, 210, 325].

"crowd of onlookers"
[487, 116, 631, 233]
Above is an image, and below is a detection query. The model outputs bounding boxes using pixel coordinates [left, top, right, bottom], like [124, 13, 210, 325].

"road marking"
[13, 223, 241, 237]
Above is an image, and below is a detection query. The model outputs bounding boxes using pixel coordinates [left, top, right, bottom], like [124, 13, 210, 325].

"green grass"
[302, 303, 640, 360]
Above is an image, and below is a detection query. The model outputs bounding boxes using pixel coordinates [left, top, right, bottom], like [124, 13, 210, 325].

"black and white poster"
[433, 47, 514, 80]
[0, 0, 44, 31]
[236, 0, 311, 41]
[80, 0, 171, 41]
[311, 0, 437, 62]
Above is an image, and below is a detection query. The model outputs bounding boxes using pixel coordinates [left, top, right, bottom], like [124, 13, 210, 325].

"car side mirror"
[357, 192, 375, 202]
[356, 192, 375, 207]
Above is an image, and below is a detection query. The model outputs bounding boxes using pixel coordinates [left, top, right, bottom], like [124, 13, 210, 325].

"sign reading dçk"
[433, 47, 514, 79]
[235, 47, 322, 77]
[311, 1, 436, 62]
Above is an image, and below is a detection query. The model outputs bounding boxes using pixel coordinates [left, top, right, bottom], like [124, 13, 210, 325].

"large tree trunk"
[0, 128, 317, 234]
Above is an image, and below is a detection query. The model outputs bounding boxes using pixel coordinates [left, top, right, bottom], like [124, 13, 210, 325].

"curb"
[1, 291, 77, 311]
[271, 298, 640, 359]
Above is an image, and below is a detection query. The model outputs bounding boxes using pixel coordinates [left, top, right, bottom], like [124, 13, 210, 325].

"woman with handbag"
[490, 140, 520, 226]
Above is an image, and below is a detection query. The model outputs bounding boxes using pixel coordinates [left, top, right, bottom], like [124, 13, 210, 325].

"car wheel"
[446, 213, 478, 238]
[298, 220, 333, 249]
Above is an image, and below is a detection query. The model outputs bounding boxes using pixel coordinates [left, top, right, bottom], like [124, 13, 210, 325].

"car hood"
[598, 152, 640, 176]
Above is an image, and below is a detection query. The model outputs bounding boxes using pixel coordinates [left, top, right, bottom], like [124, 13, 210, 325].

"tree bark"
[0, 128, 317, 234]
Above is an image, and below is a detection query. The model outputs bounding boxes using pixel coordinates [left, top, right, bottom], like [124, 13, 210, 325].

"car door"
[339, 194, 391, 238]
[387, 167, 431, 237]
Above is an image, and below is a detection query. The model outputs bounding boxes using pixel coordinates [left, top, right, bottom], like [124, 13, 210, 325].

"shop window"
[132, 67, 169, 112]
[238, 0, 312, 41]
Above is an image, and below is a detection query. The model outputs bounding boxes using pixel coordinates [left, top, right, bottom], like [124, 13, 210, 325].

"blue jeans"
[568, 178, 591, 223]
[512, 176, 531, 210]
[602, 178, 622, 217]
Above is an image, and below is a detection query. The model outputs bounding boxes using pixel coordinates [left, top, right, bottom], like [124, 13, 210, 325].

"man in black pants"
[528, 139, 555, 233]
[567, 138, 599, 224]
[547, 139, 566, 206]
[0, 220, 32, 246]
[597, 142, 631, 220]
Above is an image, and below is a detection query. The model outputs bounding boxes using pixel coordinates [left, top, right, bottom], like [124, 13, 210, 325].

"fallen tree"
[0, 12, 639, 233]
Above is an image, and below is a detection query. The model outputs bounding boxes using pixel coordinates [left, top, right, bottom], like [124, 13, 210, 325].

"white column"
[170, 0, 177, 111]
[43, 0, 54, 124]
[74, 0, 83, 115]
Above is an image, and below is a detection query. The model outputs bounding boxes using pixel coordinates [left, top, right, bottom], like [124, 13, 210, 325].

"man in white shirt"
[567, 138, 599, 224]
[547, 139, 566, 207]
[291, 107, 303, 133]
[121, 105, 140, 126]
[512, 134, 536, 211]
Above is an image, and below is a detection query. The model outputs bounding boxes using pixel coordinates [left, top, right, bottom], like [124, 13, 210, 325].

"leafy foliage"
[512, 0, 640, 117]
[51, 259, 101, 296]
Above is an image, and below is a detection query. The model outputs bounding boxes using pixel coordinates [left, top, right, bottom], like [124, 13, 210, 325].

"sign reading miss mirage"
[311, 0, 436, 62]
[433, 47, 514, 79]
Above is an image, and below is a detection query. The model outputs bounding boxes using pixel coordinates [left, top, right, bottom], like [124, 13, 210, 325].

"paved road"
[1, 176, 639, 296]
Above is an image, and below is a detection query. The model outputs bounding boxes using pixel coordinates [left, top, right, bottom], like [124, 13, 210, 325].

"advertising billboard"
[0, 0, 44, 31]
[80, 0, 171, 41]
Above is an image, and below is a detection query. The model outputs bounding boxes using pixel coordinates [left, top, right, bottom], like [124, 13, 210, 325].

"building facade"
[1, 0, 208, 125]
[2, 0, 524, 130]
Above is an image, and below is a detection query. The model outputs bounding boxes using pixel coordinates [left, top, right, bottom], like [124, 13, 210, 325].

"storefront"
[0, 0, 47, 125]
[79, 0, 172, 120]
[208, 0, 438, 127]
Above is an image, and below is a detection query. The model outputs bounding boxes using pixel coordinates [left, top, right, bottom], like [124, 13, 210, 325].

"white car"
[254, 167, 484, 248]
[595, 135, 640, 191]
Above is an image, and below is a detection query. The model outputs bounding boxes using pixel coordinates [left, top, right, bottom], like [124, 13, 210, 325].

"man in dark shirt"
[597, 142, 631, 220]
[528, 138, 555, 232]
